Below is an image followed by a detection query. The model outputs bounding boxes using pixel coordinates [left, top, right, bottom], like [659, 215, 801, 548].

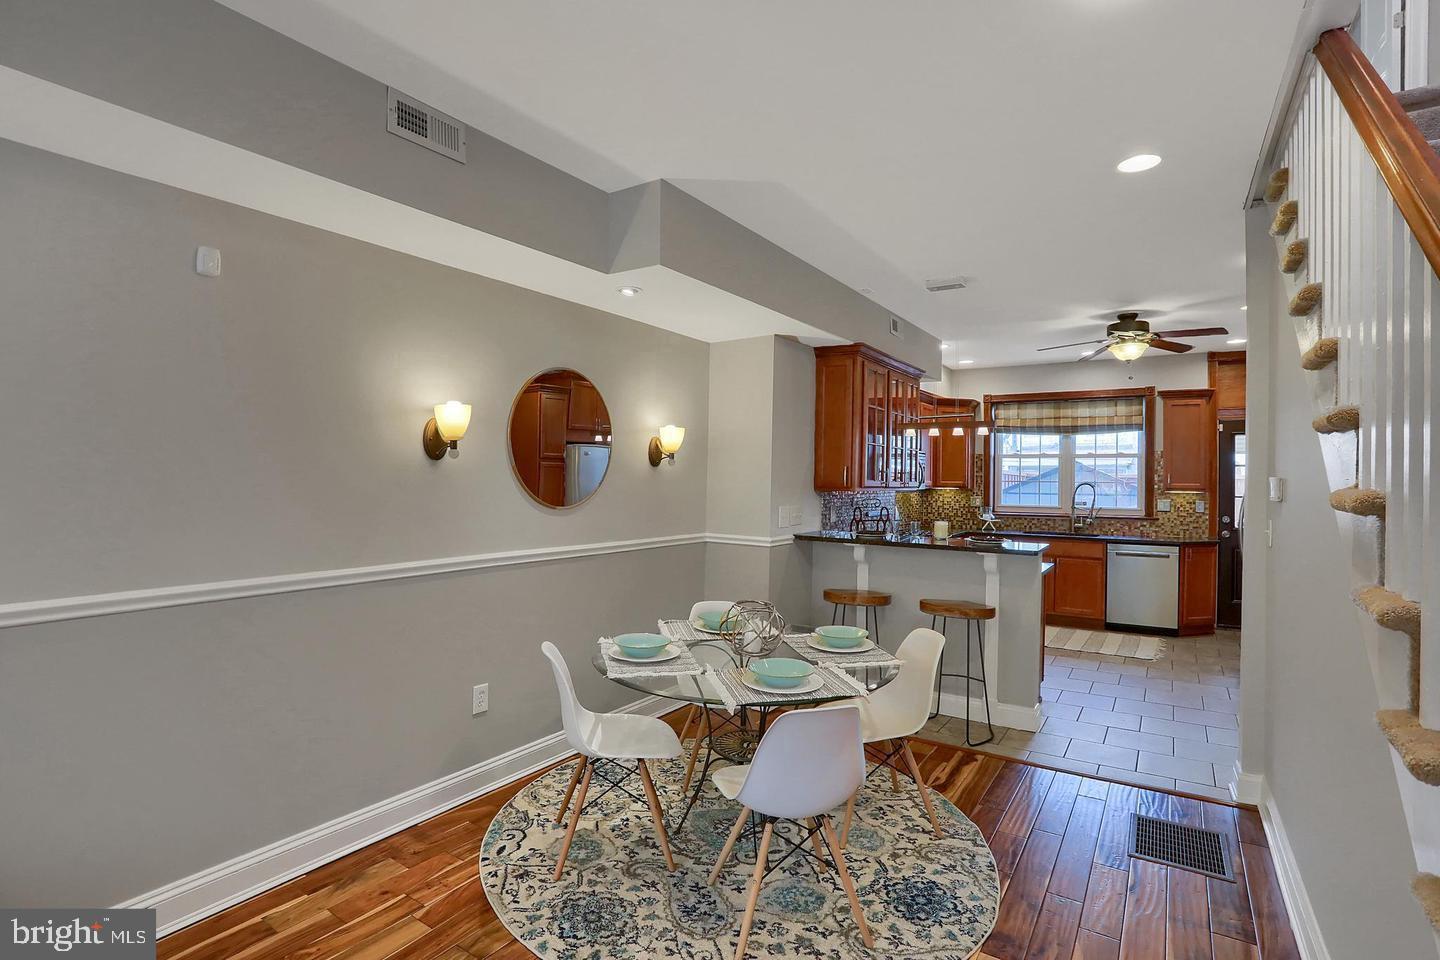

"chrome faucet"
[1071, 482, 1099, 533]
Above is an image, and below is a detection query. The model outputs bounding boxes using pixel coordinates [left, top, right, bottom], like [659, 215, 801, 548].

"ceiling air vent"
[387, 88, 467, 163]
[925, 275, 971, 292]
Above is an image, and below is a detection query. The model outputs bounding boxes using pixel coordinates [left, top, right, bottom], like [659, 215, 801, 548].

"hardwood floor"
[159, 718, 1301, 960]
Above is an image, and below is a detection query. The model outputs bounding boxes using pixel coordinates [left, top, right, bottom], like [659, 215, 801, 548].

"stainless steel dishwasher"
[1105, 543, 1180, 631]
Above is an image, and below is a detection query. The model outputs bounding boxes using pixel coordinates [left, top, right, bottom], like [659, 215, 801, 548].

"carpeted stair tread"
[1378, 710, 1440, 785]
[1264, 168, 1289, 203]
[1270, 199, 1298, 236]
[1300, 336, 1338, 369]
[1414, 874, 1440, 932]
[1408, 103, 1440, 143]
[1313, 404, 1358, 433]
[1289, 282, 1322, 316]
[1355, 586, 1421, 710]
[1399, 84, 1440, 112]
[1330, 486, 1386, 517]
[1281, 239, 1308, 274]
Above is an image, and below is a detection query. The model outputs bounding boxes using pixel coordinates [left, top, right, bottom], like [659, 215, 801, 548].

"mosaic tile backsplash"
[818, 453, 1213, 541]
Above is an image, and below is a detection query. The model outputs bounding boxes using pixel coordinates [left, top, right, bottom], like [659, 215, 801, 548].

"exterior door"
[1216, 420, 1245, 628]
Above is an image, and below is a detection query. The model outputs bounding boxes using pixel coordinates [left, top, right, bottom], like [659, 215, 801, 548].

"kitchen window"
[986, 389, 1154, 517]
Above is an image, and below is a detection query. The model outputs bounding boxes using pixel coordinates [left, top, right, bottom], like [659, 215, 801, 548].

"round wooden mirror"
[507, 369, 612, 508]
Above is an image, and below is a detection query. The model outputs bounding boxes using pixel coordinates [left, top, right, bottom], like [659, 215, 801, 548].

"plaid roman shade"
[991, 396, 1145, 435]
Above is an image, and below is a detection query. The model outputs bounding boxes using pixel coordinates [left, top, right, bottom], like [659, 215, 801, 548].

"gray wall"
[1251, 208, 1434, 954]
[0, 141, 711, 906]
[939, 352, 1211, 400]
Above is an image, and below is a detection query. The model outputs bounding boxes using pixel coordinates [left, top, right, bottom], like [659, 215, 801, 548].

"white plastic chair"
[839, 627, 945, 844]
[707, 704, 874, 959]
[677, 601, 734, 790]
[542, 641, 683, 879]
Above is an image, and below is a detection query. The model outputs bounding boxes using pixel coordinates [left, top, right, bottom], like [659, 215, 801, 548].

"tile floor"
[919, 629, 1242, 801]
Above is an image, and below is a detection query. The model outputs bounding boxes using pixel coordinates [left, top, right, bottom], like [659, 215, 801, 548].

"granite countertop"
[961, 529, 1221, 547]
[794, 530, 1049, 555]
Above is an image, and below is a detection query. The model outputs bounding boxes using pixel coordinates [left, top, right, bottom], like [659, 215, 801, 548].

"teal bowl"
[697, 610, 730, 631]
[613, 633, 670, 659]
[814, 624, 869, 648]
[749, 657, 815, 689]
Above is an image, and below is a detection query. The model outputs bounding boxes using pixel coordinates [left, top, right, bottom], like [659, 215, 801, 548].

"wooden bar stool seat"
[918, 598, 995, 621]
[822, 588, 893, 607]
[919, 597, 995, 745]
[823, 588, 892, 647]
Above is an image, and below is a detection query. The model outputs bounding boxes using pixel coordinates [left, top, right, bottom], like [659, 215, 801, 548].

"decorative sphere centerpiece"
[720, 600, 786, 666]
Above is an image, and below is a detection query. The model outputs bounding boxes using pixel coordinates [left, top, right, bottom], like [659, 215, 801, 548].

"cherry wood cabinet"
[918, 393, 938, 486]
[813, 343, 927, 491]
[931, 397, 978, 488]
[1160, 389, 1216, 492]
[510, 384, 571, 508]
[1010, 536, 1107, 629]
[1208, 351, 1246, 420]
[1180, 542, 1219, 635]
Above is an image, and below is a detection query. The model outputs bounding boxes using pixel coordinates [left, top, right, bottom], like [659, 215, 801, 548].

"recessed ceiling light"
[1117, 153, 1162, 173]
[955, 359, 975, 365]
[617, 285, 642, 297]
[1227, 338, 1247, 345]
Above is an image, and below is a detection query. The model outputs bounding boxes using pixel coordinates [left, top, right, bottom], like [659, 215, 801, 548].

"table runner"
[706, 664, 870, 712]
[597, 637, 704, 680]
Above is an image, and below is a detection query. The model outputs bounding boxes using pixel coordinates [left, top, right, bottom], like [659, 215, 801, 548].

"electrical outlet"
[1156, 498, 1172, 512]
[1195, 500, 1207, 514]
[472, 683, 489, 716]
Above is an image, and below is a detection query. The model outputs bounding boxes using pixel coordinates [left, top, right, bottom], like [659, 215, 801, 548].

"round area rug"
[479, 750, 999, 959]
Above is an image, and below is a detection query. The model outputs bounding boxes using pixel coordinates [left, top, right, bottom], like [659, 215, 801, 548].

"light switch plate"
[1195, 500, 1207, 513]
[195, 246, 222, 277]
[1156, 498, 1172, 512]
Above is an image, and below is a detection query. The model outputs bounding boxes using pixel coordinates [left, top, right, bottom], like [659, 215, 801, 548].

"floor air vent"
[1129, 814, 1235, 882]
[387, 88, 466, 163]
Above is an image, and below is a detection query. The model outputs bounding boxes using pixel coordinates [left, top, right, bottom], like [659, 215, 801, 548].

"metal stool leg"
[929, 615, 946, 719]
[831, 603, 840, 626]
[963, 619, 995, 746]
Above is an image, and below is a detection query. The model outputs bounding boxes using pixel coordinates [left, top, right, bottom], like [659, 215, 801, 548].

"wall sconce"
[423, 401, 472, 459]
[648, 424, 685, 466]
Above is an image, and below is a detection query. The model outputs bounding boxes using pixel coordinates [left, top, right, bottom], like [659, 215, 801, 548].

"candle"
[933, 520, 950, 540]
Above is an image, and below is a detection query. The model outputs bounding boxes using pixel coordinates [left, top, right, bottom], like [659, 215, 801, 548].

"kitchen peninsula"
[795, 530, 1050, 732]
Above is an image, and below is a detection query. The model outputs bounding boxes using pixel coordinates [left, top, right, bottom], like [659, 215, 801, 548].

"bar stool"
[918, 598, 996, 745]
[822, 588, 892, 647]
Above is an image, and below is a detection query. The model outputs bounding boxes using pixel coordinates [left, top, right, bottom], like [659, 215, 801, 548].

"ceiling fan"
[1036, 312, 1229, 362]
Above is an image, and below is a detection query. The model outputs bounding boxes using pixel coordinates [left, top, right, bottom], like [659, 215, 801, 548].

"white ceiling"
[221, 0, 1300, 368]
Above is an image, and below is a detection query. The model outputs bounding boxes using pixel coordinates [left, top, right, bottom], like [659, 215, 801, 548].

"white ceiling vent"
[387, 88, 467, 163]
[924, 275, 970, 292]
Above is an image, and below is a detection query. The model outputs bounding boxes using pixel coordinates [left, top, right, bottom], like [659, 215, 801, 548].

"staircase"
[1263, 27, 1440, 940]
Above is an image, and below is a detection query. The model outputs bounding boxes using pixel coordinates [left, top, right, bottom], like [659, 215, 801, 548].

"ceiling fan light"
[1108, 340, 1149, 362]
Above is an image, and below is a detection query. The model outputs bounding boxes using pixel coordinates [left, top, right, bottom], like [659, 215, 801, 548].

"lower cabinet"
[1042, 540, 1107, 629]
[1179, 542, 1219, 635]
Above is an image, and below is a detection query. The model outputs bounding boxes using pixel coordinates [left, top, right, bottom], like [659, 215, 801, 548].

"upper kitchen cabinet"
[930, 396, 978, 488]
[1208, 350, 1246, 420]
[814, 343, 927, 491]
[1160, 388, 1216, 492]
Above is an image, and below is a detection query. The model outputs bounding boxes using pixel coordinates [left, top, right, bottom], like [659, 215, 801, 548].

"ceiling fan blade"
[1151, 327, 1229, 338]
[1148, 338, 1194, 353]
[1077, 345, 1108, 361]
[1037, 338, 1109, 352]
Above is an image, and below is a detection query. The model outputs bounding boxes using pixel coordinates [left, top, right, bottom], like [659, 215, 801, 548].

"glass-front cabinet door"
[861, 360, 890, 487]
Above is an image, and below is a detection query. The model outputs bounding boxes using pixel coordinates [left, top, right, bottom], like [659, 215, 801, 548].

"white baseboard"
[1230, 761, 1265, 805]
[1254, 776, 1333, 960]
[937, 691, 1042, 732]
[117, 695, 675, 937]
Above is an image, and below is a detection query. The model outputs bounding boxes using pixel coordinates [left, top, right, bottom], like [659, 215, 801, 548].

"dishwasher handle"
[1110, 550, 1176, 559]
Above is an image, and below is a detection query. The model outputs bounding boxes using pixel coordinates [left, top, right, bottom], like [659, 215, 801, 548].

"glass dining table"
[591, 627, 901, 831]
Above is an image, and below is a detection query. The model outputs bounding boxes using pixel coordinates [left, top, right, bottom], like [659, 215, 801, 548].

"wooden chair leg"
[553, 761, 593, 880]
[887, 740, 901, 792]
[841, 791, 856, 849]
[554, 758, 586, 826]
[821, 815, 874, 949]
[637, 760, 677, 871]
[681, 713, 707, 792]
[807, 818, 829, 871]
[734, 820, 774, 960]
[709, 806, 750, 885]
[902, 739, 943, 838]
[677, 704, 699, 744]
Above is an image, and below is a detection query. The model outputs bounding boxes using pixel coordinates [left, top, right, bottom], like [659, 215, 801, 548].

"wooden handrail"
[1315, 28, 1440, 278]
